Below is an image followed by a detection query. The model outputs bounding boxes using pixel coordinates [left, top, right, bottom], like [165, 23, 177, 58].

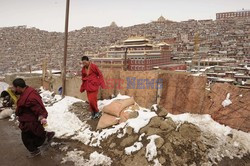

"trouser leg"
[87, 90, 99, 113]
[21, 131, 39, 152]
[21, 122, 46, 152]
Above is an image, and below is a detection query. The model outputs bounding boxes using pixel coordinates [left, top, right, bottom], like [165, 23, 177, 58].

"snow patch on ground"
[167, 113, 250, 163]
[153, 159, 162, 166]
[61, 150, 112, 166]
[139, 133, 145, 141]
[152, 104, 158, 111]
[222, 93, 232, 107]
[126, 109, 157, 133]
[125, 142, 144, 155]
[85, 123, 127, 147]
[39, 90, 85, 138]
[73, 98, 156, 147]
[88, 151, 112, 166]
[8, 114, 16, 121]
[146, 135, 160, 161]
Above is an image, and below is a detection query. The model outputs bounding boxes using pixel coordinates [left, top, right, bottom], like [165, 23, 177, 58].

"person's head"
[12, 78, 27, 95]
[0, 91, 9, 98]
[81, 56, 90, 67]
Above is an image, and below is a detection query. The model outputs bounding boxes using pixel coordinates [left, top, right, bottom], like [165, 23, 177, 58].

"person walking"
[13, 78, 55, 158]
[80, 56, 105, 119]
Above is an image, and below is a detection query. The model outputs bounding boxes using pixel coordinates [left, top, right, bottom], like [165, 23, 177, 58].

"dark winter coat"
[16, 86, 48, 133]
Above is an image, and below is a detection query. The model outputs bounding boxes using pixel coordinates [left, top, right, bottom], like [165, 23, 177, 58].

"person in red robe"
[13, 78, 55, 158]
[80, 56, 105, 119]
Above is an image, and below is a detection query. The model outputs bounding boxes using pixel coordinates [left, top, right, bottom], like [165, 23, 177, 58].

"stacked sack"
[97, 97, 139, 130]
[0, 108, 14, 119]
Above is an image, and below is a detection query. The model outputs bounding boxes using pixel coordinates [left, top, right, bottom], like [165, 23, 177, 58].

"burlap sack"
[119, 97, 135, 110]
[97, 113, 120, 130]
[0, 108, 14, 119]
[119, 109, 139, 123]
[102, 97, 135, 117]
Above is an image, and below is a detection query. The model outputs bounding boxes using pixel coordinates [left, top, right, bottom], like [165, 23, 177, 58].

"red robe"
[80, 63, 105, 92]
[16, 86, 48, 135]
[80, 63, 105, 113]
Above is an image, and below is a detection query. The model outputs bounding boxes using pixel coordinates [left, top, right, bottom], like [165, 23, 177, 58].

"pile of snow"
[39, 89, 85, 138]
[46, 96, 85, 137]
[221, 93, 232, 107]
[167, 113, 250, 163]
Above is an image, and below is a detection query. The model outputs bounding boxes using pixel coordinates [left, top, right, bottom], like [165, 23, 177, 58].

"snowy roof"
[124, 37, 149, 43]
[111, 44, 154, 48]
[27, 70, 61, 74]
[91, 57, 123, 61]
[157, 42, 170, 46]
[207, 77, 235, 82]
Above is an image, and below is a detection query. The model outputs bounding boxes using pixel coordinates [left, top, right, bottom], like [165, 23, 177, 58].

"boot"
[27, 149, 41, 158]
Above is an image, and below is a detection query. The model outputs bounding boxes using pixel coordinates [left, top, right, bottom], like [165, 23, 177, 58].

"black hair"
[12, 78, 27, 88]
[81, 56, 89, 61]
[1, 91, 9, 98]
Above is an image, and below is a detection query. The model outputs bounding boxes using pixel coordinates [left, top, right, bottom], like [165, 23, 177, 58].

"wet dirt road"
[0, 119, 63, 166]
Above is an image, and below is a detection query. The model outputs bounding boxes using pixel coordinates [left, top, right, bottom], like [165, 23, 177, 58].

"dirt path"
[0, 119, 65, 166]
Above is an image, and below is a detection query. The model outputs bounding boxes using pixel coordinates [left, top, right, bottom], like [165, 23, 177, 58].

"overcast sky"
[0, 0, 249, 32]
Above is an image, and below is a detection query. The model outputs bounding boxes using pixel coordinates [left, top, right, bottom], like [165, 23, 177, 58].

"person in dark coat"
[13, 78, 55, 158]
[80, 56, 105, 119]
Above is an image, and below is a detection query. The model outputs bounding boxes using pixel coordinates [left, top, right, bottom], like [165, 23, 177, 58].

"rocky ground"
[65, 101, 250, 166]
[1, 99, 249, 166]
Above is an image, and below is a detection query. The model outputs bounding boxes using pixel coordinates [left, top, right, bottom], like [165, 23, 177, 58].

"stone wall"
[45, 70, 250, 132]
[202, 83, 250, 132]
[159, 72, 207, 114]
[48, 76, 87, 101]
[117, 71, 159, 108]
[49, 70, 160, 108]
[158, 72, 250, 132]
[4, 73, 42, 89]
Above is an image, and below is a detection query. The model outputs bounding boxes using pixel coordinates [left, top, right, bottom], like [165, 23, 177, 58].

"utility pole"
[62, 0, 70, 97]
[124, 47, 128, 71]
[194, 33, 200, 73]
